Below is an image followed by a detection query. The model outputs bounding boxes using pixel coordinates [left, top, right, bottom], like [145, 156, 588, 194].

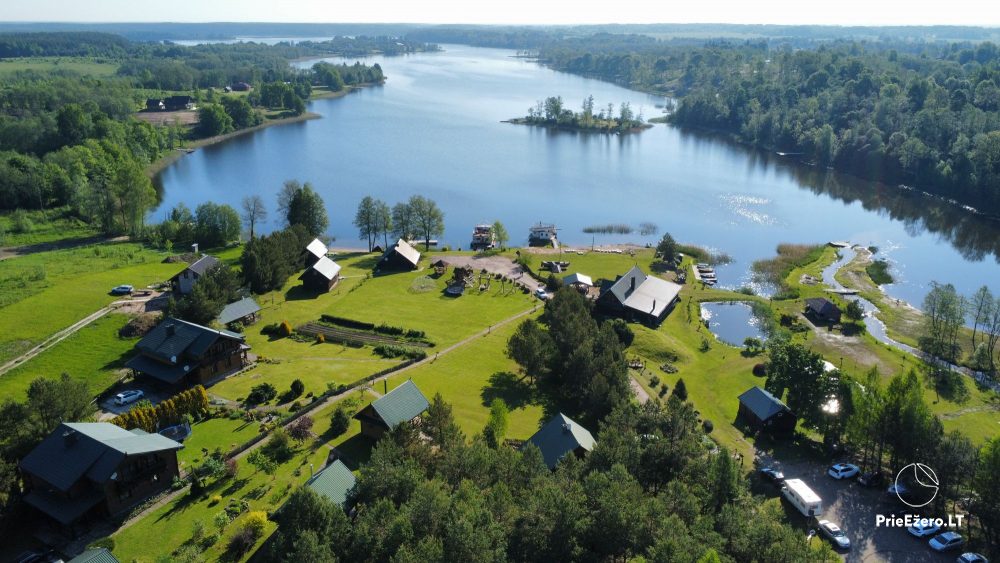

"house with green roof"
[20, 423, 183, 530]
[354, 380, 430, 440]
[125, 317, 249, 386]
[68, 548, 120, 563]
[217, 297, 261, 329]
[306, 459, 356, 508]
[525, 413, 596, 469]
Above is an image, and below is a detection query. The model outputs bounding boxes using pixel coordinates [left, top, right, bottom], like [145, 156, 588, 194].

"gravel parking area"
[757, 454, 961, 562]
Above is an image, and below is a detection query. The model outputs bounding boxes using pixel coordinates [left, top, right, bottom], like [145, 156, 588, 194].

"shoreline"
[145, 83, 378, 178]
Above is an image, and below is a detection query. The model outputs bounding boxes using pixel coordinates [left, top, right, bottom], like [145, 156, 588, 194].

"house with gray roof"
[304, 238, 328, 267]
[596, 265, 682, 326]
[20, 423, 182, 529]
[125, 317, 248, 386]
[170, 255, 221, 295]
[217, 297, 261, 329]
[378, 238, 421, 271]
[354, 380, 430, 440]
[299, 255, 342, 293]
[737, 386, 797, 435]
[525, 413, 596, 469]
[69, 548, 120, 563]
[805, 297, 842, 324]
[306, 459, 356, 508]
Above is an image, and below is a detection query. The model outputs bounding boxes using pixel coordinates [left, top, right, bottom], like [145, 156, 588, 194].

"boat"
[529, 223, 559, 247]
[471, 224, 496, 250]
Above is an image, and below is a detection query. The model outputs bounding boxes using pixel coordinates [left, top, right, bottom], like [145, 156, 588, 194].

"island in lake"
[505, 95, 652, 133]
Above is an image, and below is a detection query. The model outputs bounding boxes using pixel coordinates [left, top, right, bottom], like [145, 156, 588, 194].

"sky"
[4, 0, 1000, 27]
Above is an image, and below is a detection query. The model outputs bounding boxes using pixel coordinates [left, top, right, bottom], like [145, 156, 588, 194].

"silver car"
[818, 519, 851, 550]
[114, 390, 145, 406]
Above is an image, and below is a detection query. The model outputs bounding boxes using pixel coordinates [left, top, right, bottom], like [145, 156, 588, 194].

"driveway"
[437, 254, 543, 293]
[756, 454, 960, 562]
[98, 381, 173, 417]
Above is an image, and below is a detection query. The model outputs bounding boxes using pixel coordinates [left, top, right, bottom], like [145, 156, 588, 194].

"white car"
[817, 519, 851, 550]
[827, 463, 860, 479]
[535, 287, 548, 300]
[929, 532, 965, 552]
[907, 519, 942, 538]
[114, 390, 145, 406]
[957, 554, 988, 563]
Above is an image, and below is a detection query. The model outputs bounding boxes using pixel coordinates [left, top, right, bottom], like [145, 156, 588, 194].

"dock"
[828, 241, 852, 248]
[827, 289, 858, 295]
[691, 263, 717, 285]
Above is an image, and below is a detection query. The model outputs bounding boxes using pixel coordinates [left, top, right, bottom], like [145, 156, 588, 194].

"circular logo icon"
[894, 463, 939, 508]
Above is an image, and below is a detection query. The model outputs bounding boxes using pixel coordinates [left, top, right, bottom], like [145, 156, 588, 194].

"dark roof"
[431, 258, 448, 267]
[306, 459, 356, 507]
[69, 549, 121, 563]
[170, 255, 220, 281]
[525, 413, 596, 469]
[383, 239, 421, 267]
[124, 354, 189, 384]
[24, 488, 105, 526]
[738, 386, 791, 422]
[805, 297, 841, 317]
[20, 423, 183, 494]
[601, 266, 681, 319]
[361, 380, 429, 429]
[218, 297, 261, 326]
[134, 317, 244, 364]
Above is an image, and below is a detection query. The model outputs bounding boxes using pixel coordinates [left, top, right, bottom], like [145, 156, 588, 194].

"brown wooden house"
[737, 386, 797, 435]
[377, 239, 421, 271]
[125, 317, 248, 387]
[20, 423, 182, 531]
[299, 256, 342, 292]
[596, 266, 682, 326]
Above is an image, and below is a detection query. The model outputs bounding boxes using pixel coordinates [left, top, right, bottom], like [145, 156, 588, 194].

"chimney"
[63, 428, 78, 447]
[166, 324, 176, 337]
[191, 243, 199, 255]
[562, 422, 572, 434]
[630, 276, 636, 292]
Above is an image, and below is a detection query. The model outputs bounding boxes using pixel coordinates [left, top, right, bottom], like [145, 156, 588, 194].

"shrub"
[607, 318, 634, 346]
[699, 338, 711, 352]
[290, 379, 305, 398]
[319, 315, 375, 330]
[279, 320, 293, 337]
[316, 333, 325, 344]
[191, 520, 206, 543]
[405, 329, 425, 338]
[373, 344, 427, 360]
[261, 323, 281, 335]
[246, 383, 277, 405]
[199, 533, 220, 550]
[214, 510, 230, 532]
[226, 527, 257, 558]
[11, 209, 33, 233]
[752, 363, 767, 376]
[288, 415, 314, 442]
[225, 458, 239, 479]
[242, 510, 268, 538]
[210, 494, 223, 505]
[263, 428, 294, 462]
[702, 419, 714, 433]
[374, 323, 404, 335]
[658, 386, 668, 398]
[649, 375, 660, 388]
[672, 378, 688, 401]
[330, 406, 351, 436]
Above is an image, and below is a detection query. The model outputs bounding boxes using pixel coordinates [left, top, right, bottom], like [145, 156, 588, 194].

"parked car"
[907, 520, 942, 538]
[534, 287, 548, 300]
[887, 482, 910, 496]
[817, 519, 851, 550]
[858, 470, 884, 487]
[110, 284, 134, 295]
[956, 554, 988, 563]
[827, 463, 860, 479]
[929, 532, 965, 552]
[759, 467, 785, 484]
[114, 390, 145, 406]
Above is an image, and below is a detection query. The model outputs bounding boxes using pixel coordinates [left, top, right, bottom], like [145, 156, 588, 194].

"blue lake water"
[153, 44, 1000, 308]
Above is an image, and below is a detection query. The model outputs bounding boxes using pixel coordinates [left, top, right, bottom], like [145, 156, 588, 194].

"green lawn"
[0, 313, 135, 400]
[383, 317, 546, 440]
[516, 247, 656, 285]
[0, 242, 177, 366]
[176, 417, 264, 471]
[0, 208, 98, 247]
[112, 391, 373, 563]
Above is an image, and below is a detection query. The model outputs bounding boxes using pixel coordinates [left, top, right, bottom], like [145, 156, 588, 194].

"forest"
[0, 32, 395, 235]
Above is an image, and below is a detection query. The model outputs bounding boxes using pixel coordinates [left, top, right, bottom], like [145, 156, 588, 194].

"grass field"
[518, 247, 656, 284]
[0, 313, 135, 400]
[0, 242, 177, 368]
[0, 208, 98, 248]
[383, 317, 547, 440]
[0, 57, 119, 77]
[112, 391, 373, 563]
[176, 417, 264, 471]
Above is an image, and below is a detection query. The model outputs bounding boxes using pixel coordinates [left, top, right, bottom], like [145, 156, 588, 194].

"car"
[535, 287, 548, 300]
[907, 519, 942, 538]
[110, 284, 134, 295]
[858, 470, 884, 487]
[759, 467, 785, 484]
[114, 390, 145, 406]
[929, 532, 965, 552]
[957, 554, 989, 563]
[827, 463, 860, 479]
[887, 482, 909, 496]
[817, 519, 851, 550]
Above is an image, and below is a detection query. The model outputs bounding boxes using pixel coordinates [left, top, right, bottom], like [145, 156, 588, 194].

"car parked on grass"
[929, 532, 965, 552]
[110, 284, 134, 295]
[858, 470, 884, 487]
[827, 463, 860, 479]
[907, 520, 942, 538]
[817, 519, 851, 550]
[956, 553, 988, 563]
[759, 467, 785, 484]
[114, 389, 145, 406]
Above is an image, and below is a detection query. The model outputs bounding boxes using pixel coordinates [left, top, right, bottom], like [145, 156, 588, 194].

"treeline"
[530, 35, 1000, 211]
[0, 31, 129, 58]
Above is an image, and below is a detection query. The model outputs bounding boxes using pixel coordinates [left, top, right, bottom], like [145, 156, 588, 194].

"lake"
[700, 302, 767, 347]
[153, 44, 1000, 307]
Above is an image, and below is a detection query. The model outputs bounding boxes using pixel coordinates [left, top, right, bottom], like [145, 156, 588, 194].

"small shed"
[805, 297, 842, 323]
[563, 272, 594, 291]
[299, 256, 341, 293]
[217, 297, 261, 328]
[431, 258, 448, 275]
[306, 459, 356, 508]
[170, 255, 220, 295]
[524, 413, 596, 469]
[737, 386, 797, 435]
[354, 380, 430, 440]
[378, 239, 421, 271]
[304, 238, 328, 267]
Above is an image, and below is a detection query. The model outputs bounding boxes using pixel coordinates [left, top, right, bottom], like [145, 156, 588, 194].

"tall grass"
[751, 243, 824, 298]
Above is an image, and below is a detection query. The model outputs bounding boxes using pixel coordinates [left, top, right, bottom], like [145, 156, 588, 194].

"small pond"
[700, 301, 767, 347]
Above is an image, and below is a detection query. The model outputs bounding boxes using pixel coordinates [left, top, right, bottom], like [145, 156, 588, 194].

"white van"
[781, 478, 823, 517]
